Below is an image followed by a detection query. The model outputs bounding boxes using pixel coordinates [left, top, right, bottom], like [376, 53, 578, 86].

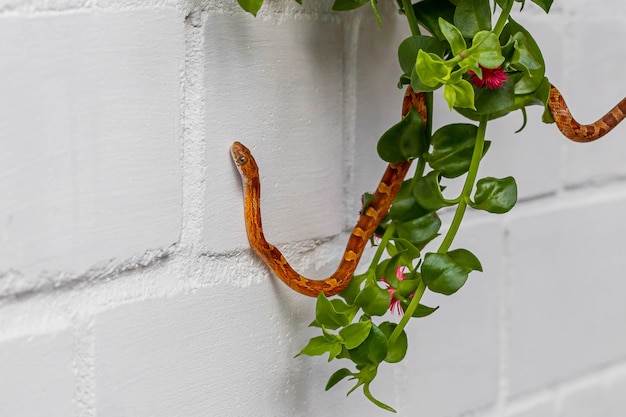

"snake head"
[230, 141, 258, 180]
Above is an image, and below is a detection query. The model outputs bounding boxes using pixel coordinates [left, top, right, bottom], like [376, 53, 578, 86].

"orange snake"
[231, 85, 625, 297]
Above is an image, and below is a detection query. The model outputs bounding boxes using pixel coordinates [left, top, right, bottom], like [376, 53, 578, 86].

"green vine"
[237, 0, 554, 412]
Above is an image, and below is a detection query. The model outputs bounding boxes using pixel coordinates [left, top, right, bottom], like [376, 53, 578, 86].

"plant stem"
[388, 115, 488, 346]
[493, 0, 513, 38]
[401, 0, 421, 36]
[438, 115, 488, 253]
[368, 223, 396, 270]
[388, 280, 426, 347]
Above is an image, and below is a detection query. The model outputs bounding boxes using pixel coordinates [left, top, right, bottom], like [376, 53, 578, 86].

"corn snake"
[231, 85, 625, 297]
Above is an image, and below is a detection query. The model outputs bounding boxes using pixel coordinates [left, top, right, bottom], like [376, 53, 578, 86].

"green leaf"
[447, 248, 483, 273]
[444, 79, 476, 110]
[415, 50, 451, 87]
[454, 0, 492, 38]
[379, 322, 408, 363]
[332, 0, 369, 11]
[377, 107, 426, 163]
[340, 272, 368, 305]
[422, 252, 469, 295]
[397, 212, 442, 248]
[471, 31, 504, 68]
[315, 293, 350, 330]
[347, 323, 388, 366]
[296, 336, 334, 357]
[355, 284, 391, 317]
[393, 238, 422, 265]
[429, 123, 491, 178]
[474, 73, 516, 113]
[339, 320, 373, 350]
[410, 66, 442, 93]
[388, 180, 429, 222]
[471, 176, 518, 213]
[398, 36, 447, 76]
[438, 18, 466, 56]
[325, 368, 354, 391]
[413, 0, 457, 41]
[395, 276, 421, 299]
[530, 0, 552, 13]
[413, 171, 455, 211]
[237, 0, 263, 16]
[402, 302, 440, 317]
[501, 18, 546, 94]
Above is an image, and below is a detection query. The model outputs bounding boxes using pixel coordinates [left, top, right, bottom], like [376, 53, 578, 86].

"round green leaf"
[422, 252, 469, 295]
[339, 320, 373, 350]
[355, 284, 391, 317]
[472, 176, 518, 213]
[398, 35, 447, 76]
[454, 0, 492, 38]
[377, 107, 426, 163]
[347, 323, 388, 366]
[316, 293, 350, 330]
[428, 123, 487, 178]
[379, 322, 408, 363]
[413, 171, 455, 211]
[388, 180, 429, 221]
[397, 212, 442, 248]
[447, 248, 483, 272]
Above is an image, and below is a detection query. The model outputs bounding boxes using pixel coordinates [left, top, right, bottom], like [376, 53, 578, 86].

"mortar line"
[179, 4, 208, 250]
[73, 324, 96, 417]
[341, 11, 361, 229]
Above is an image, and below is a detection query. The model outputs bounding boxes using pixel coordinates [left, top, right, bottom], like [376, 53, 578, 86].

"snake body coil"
[232, 85, 624, 297]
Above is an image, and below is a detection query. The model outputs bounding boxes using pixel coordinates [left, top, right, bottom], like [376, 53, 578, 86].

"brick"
[558, 382, 607, 417]
[477, 17, 564, 200]
[402, 220, 503, 416]
[352, 10, 410, 214]
[93, 282, 398, 417]
[505, 400, 557, 417]
[508, 195, 626, 396]
[0, 11, 184, 284]
[561, 19, 626, 185]
[605, 366, 626, 416]
[0, 332, 76, 416]
[206, 15, 344, 252]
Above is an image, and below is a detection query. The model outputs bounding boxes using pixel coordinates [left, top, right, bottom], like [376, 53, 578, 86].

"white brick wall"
[0, 1, 625, 416]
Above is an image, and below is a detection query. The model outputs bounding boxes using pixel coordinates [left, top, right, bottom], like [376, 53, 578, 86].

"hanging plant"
[231, 0, 625, 412]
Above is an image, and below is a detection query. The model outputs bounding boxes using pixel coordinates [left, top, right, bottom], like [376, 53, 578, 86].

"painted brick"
[93, 282, 399, 417]
[401, 219, 503, 416]
[506, 400, 557, 417]
[206, 14, 344, 253]
[0, 332, 76, 416]
[477, 16, 563, 200]
[508, 194, 626, 396]
[0, 11, 184, 285]
[561, 19, 626, 185]
[352, 9, 410, 215]
[605, 366, 626, 416]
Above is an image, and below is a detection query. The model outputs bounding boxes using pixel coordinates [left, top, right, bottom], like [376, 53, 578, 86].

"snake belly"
[231, 87, 426, 297]
[548, 84, 626, 142]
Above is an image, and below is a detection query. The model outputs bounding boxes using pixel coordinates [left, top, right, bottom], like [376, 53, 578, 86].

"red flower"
[468, 65, 507, 89]
[382, 266, 409, 315]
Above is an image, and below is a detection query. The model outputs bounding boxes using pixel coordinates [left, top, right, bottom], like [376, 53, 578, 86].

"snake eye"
[238, 155, 247, 165]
